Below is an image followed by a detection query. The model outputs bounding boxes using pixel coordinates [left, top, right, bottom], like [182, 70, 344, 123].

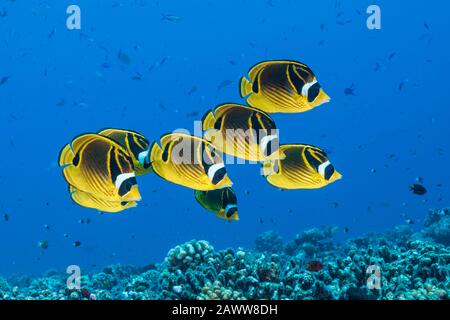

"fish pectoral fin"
[261, 160, 277, 177]
[239, 76, 252, 98]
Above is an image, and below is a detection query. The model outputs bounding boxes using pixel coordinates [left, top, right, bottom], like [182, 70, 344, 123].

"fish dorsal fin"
[248, 61, 272, 80]
[248, 60, 307, 79]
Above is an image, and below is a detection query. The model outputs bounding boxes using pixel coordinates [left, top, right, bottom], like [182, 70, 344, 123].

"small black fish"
[374, 62, 381, 72]
[56, 99, 66, 107]
[131, 72, 143, 81]
[187, 86, 197, 95]
[259, 219, 264, 224]
[161, 14, 182, 23]
[38, 240, 49, 250]
[424, 22, 430, 30]
[410, 184, 427, 195]
[3, 213, 9, 222]
[186, 111, 199, 117]
[217, 80, 233, 90]
[0, 76, 10, 86]
[388, 52, 396, 60]
[117, 50, 131, 64]
[44, 224, 50, 230]
[344, 227, 349, 233]
[398, 79, 408, 91]
[0, 10, 7, 18]
[159, 56, 168, 66]
[73, 241, 82, 247]
[405, 218, 414, 225]
[48, 29, 55, 38]
[344, 84, 356, 96]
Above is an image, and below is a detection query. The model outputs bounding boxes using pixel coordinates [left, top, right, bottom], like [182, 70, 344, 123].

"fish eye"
[211, 166, 226, 185]
[318, 161, 335, 181]
[225, 205, 238, 218]
[118, 176, 137, 196]
[307, 82, 321, 103]
[325, 164, 335, 180]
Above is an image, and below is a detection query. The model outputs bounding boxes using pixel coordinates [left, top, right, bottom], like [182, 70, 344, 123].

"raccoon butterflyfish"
[202, 103, 283, 162]
[149, 133, 233, 191]
[97, 128, 153, 176]
[69, 185, 137, 213]
[59, 133, 141, 202]
[262, 144, 342, 189]
[240, 60, 330, 113]
[194, 187, 239, 221]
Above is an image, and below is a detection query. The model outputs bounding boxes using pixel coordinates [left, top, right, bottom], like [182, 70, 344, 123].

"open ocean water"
[0, 0, 449, 300]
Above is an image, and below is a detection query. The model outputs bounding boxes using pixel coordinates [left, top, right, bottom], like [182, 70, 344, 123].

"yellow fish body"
[263, 144, 342, 189]
[202, 103, 282, 162]
[59, 133, 141, 202]
[149, 133, 232, 191]
[69, 185, 137, 213]
[194, 187, 239, 221]
[240, 60, 330, 113]
[98, 128, 153, 176]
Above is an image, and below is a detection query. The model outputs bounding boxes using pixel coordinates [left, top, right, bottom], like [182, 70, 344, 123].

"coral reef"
[0, 208, 449, 300]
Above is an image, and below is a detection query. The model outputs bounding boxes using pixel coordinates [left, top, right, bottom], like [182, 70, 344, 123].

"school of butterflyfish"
[59, 60, 342, 220]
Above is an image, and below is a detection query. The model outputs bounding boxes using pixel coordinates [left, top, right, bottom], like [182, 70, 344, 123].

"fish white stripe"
[260, 134, 278, 156]
[318, 161, 330, 177]
[208, 163, 224, 183]
[115, 172, 135, 190]
[302, 79, 317, 97]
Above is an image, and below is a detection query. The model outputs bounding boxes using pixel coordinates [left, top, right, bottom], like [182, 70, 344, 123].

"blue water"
[0, 0, 449, 276]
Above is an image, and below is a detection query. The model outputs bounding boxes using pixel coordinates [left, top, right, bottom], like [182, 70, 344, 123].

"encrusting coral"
[0, 208, 449, 300]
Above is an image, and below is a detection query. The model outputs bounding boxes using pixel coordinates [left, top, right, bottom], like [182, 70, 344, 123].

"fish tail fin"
[201, 109, 216, 131]
[239, 76, 252, 98]
[58, 144, 74, 167]
[149, 140, 163, 164]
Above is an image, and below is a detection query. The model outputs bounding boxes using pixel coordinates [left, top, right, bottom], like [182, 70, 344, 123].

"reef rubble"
[0, 208, 449, 300]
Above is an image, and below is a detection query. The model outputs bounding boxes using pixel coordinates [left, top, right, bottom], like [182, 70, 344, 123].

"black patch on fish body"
[118, 176, 137, 197]
[252, 71, 261, 93]
[109, 148, 122, 184]
[304, 148, 323, 171]
[162, 143, 170, 162]
[288, 64, 306, 94]
[293, 64, 313, 82]
[250, 112, 262, 142]
[307, 82, 321, 102]
[214, 116, 223, 130]
[127, 133, 143, 158]
[72, 152, 80, 166]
